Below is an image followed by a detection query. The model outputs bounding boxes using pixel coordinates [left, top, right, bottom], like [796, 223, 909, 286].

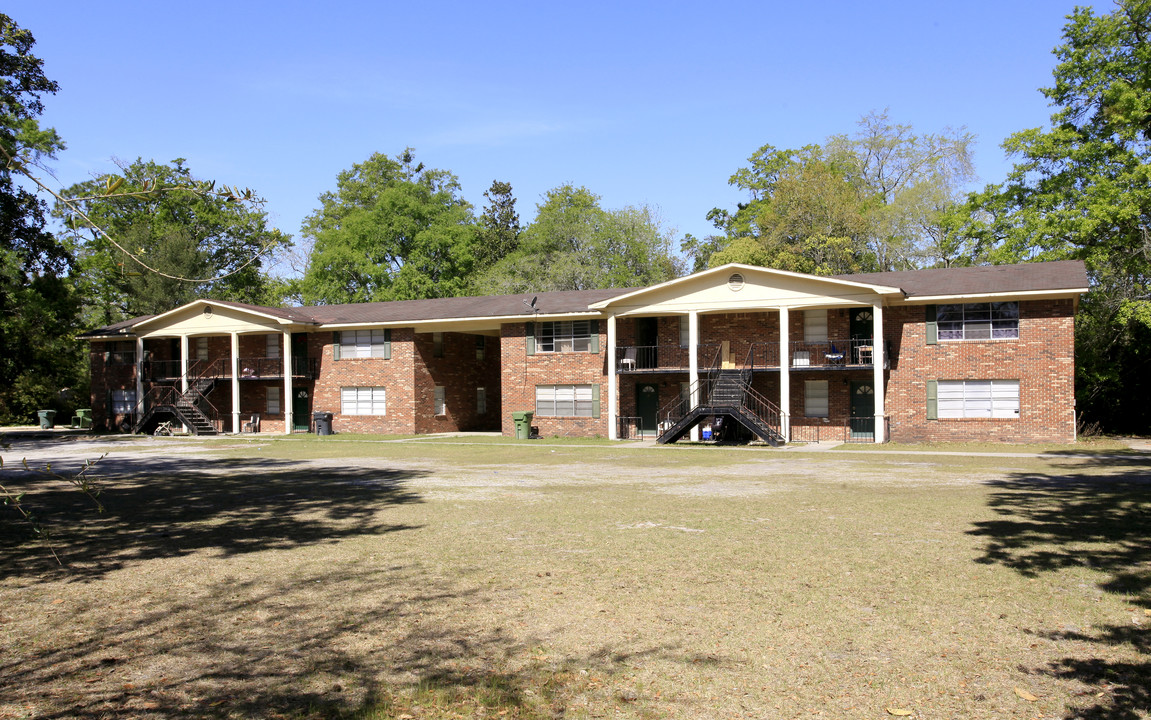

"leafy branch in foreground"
[0, 452, 106, 565]
[1, 142, 277, 285]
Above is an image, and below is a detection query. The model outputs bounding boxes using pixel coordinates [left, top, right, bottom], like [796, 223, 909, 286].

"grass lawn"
[1, 437, 1148, 719]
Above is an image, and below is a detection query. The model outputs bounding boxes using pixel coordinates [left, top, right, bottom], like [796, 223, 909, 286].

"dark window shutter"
[926, 380, 938, 420]
[925, 305, 937, 345]
[590, 319, 600, 353]
[592, 384, 601, 418]
[526, 322, 536, 355]
[333, 331, 341, 360]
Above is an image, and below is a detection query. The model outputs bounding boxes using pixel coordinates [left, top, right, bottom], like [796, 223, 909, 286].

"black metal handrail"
[739, 382, 782, 434]
[654, 345, 724, 429]
[184, 386, 220, 428]
[617, 416, 644, 440]
[135, 383, 220, 429]
[614, 343, 721, 373]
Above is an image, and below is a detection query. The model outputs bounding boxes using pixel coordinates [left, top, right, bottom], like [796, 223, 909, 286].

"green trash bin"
[37, 409, 57, 429]
[72, 408, 93, 429]
[512, 410, 534, 440]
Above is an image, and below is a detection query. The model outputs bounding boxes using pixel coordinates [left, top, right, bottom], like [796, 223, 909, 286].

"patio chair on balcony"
[825, 343, 845, 365]
[620, 347, 637, 371]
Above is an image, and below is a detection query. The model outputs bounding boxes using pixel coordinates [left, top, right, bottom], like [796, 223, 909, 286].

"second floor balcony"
[615, 339, 883, 374]
[144, 357, 319, 382]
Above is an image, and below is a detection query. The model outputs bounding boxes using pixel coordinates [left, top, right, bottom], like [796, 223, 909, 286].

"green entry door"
[293, 389, 311, 431]
[636, 383, 659, 434]
[850, 381, 874, 440]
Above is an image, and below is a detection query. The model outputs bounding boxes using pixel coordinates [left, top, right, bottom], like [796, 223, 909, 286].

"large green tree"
[957, 0, 1151, 432]
[0, 13, 81, 424]
[704, 112, 976, 275]
[475, 185, 683, 293]
[300, 150, 479, 304]
[56, 158, 289, 324]
[475, 179, 521, 268]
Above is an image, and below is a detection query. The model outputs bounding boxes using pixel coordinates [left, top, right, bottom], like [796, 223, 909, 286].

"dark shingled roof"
[77, 315, 154, 338]
[78, 261, 1087, 338]
[834, 260, 1088, 298]
[78, 288, 635, 337]
[295, 288, 635, 324]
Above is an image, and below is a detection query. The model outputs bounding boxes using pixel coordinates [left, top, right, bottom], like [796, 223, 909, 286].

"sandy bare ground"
[1, 435, 1149, 719]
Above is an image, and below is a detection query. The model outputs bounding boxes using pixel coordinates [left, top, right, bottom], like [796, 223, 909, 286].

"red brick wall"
[884, 299, 1076, 443]
[617, 373, 686, 431]
[500, 322, 608, 437]
[413, 332, 503, 434]
[310, 328, 417, 434]
[89, 342, 137, 430]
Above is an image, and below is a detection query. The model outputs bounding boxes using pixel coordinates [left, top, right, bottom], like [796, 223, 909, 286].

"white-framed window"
[433, 332, 444, 358]
[804, 380, 829, 418]
[111, 389, 136, 413]
[477, 387, 487, 414]
[434, 386, 446, 415]
[337, 330, 391, 359]
[539, 320, 593, 353]
[266, 386, 281, 415]
[266, 334, 282, 358]
[535, 384, 596, 417]
[195, 337, 209, 361]
[937, 380, 1019, 419]
[804, 309, 828, 343]
[937, 302, 1019, 341]
[679, 316, 690, 347]
[341, 387, 387, 415]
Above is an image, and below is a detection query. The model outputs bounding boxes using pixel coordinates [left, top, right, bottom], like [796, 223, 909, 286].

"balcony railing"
[143, 356, 319, 381]
[615, 338, 882, 373]
[615, 343, 719, 372]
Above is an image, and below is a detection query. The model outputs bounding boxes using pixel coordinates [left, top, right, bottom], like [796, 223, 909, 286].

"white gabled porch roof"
[588, 263, 903, 316]
[131, 300, 315, 337]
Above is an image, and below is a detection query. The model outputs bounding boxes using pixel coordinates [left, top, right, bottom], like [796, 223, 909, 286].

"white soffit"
[134, 301, 297, 337]
[589, 264, 901, 315]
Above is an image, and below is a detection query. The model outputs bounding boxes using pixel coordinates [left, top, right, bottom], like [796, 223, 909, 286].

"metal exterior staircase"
[656, 369, 785, 446]
[132, 376, 221, 435]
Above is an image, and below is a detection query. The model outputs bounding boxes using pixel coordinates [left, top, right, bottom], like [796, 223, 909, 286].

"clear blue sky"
[10, 1, 1099, 269]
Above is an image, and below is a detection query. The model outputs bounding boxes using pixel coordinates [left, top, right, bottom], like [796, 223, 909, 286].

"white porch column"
[607, 315, 618, 440]
[688, 310, 700, 441]
[230, 332, 241, 434]
[872, 301, 886, 443]
[135, 336, 144, 428]
[778, 306, 790, 443]
[179, 335, 189, 393]
[283, 330, 293, 434]
[179, 335, 190, 433]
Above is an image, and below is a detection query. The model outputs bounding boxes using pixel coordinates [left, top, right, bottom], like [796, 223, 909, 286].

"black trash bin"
[314, 411, 334, 435]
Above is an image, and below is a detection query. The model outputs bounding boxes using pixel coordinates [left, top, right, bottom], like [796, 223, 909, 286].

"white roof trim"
[588, 263, 903, 309]
[132, 299, 310, 331]
[320, 310, 605, 330]
[899, 288, 1090, 303]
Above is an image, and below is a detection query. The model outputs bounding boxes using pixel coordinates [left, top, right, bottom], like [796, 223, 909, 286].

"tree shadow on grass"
[1, 560, 685, 720]
[968, 456, 1151, 719]
[0, 452, 425, 582]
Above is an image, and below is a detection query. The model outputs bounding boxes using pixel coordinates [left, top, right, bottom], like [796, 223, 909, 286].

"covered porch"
[130, 301, 318, 435]
[592, 265, 900, 444]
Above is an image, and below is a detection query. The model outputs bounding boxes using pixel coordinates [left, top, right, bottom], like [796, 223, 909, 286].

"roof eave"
[589, 263, 903, 309]
[900, 287, 1090, 303]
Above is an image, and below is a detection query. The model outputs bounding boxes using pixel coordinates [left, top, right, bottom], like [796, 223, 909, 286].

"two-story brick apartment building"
[81, 260, 1088, 444]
